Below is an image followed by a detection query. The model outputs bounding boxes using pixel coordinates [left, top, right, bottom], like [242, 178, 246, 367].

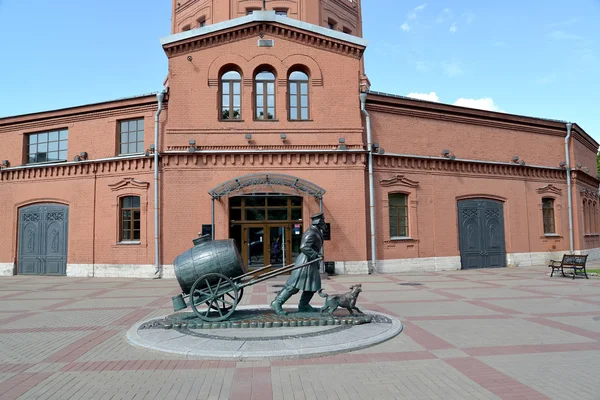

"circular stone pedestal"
[127, 305, 403, 360]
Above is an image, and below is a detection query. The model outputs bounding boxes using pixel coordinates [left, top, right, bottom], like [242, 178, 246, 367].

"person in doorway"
[270, 212, 325, 315]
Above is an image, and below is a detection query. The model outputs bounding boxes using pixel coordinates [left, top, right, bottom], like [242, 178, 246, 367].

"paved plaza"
[1, 266, 600, 399]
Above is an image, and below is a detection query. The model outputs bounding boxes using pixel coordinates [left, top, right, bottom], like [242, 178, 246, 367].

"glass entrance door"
[247, 227, 265, 269]
[269, 226, 286, 268]
[230, 195, 303, 270]
[244, 225, 290, 269]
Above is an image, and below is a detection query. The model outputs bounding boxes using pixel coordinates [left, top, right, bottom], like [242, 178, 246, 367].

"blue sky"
[0, 0, 598, 143]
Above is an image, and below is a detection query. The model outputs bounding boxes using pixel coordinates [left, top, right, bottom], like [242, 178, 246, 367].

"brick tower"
[171, 0, 363, 37]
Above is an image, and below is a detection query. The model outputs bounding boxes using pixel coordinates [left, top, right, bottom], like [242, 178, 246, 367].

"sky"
[0, 0, 599, 143]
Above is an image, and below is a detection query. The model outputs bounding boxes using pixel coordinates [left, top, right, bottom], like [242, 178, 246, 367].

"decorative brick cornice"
[374, 155, 567, 182]
[573, 169, 600, 188]
[536, 184, 563, 196]
[379, 174, 419, 188]
[580, 188, 599, 201]
[109, 177, 150, 191]
[166, 144, 363, 151]
[0, 157, 154, 182]
[162, 152, 366, 167]
[163, 22, 365, 59]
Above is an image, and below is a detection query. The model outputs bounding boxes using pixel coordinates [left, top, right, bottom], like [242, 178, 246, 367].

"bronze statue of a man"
[271, 212, 325, 315]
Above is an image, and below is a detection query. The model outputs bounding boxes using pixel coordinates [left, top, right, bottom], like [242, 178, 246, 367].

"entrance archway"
[209, 174, 326, 270]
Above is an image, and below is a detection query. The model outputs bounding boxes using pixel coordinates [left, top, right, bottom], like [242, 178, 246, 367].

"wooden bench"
[548, 254, 589, 279]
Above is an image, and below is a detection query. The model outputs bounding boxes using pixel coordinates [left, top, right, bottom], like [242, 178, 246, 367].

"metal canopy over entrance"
[208, 174, 326, 240]
[209, 173, 326, 200]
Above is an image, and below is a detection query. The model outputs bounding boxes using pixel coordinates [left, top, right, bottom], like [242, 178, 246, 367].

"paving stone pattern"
[1, 267, 600, 399]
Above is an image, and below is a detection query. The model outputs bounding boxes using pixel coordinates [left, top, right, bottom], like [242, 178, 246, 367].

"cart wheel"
[209, 287, 243, 314]
[190, 273, 238, 322]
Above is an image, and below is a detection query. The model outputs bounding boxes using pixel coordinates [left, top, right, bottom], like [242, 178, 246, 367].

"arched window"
[592, 202, 598, 233]
[289, 71, 309, 120]
[221, 70, 241, 120]
[255, 70, 276, 120]
[120, 196, 141, 242]
[583, 200, 589, 234]
[542, 198, 555, 234]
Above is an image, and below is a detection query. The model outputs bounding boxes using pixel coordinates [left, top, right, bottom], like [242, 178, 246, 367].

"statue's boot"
[298, 291, 319, 313]
[271, 286, 295, 316]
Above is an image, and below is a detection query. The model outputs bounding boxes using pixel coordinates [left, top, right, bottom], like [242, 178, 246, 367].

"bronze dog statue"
[317, 284, 363, 315]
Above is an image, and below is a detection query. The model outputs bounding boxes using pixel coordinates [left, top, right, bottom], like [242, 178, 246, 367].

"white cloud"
[449, 23, 458, 33]
[414, 3, 428, 12]
[442, 61, 463, 77]
[436, 8, 453, 23]
[463, 12, 475, 24]
[549, 30, 583, 41]
[407, 3, 427, 21]
[401, 22, 411, 32]
[407, 92, 440, 102]
[454, 98, 504, 112]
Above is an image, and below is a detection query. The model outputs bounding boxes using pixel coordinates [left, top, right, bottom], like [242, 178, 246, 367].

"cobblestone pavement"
[2, 266, 600, 399]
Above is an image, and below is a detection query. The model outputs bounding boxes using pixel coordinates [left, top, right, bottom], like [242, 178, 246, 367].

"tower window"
[275, 9, 288, 16]
[221, 70, 242, 120]
[289, 71, 309, 120]
[255, 70, 276, 120]
[198, 18, 206, 27]
[327, 19, 337, 29]
[182, 24, 191, 32]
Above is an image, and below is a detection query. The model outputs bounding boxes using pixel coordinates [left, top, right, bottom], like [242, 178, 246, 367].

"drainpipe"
[360, 92, 376, 273]
[565, 122, 574, 254]
[154, 90, 166, 276]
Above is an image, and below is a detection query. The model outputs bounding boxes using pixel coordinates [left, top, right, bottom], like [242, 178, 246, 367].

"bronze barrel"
[173, 235, 246, 295]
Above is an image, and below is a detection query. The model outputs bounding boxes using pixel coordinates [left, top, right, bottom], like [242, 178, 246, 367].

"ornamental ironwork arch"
[208, 173, 326, 200]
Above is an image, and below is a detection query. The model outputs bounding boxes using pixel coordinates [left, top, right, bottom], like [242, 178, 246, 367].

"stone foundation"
[67, 264, 176, 279]
[0, 263, 14, 276]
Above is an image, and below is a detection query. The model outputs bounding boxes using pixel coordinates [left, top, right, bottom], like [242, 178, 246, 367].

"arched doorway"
[18, 203, 69, 275]
[457, 199, 506, 269]
[209, 174, 326, 270]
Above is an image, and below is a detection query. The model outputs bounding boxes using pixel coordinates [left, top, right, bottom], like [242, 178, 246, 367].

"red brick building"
[1, 0, 598, 278]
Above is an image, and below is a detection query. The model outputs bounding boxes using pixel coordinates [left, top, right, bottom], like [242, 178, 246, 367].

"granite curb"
[127, 304, 403, 361]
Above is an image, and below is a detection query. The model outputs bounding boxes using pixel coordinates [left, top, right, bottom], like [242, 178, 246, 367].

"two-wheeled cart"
[171, 235, 319, 322]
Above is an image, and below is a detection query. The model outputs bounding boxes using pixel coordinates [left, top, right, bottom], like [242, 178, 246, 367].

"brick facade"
[0, 3, 598, 277]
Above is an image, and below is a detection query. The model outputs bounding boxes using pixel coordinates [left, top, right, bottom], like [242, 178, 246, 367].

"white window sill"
[390, 236, 415, 241]
[116, 241, 141, 245]
[544, 234, 561, 237]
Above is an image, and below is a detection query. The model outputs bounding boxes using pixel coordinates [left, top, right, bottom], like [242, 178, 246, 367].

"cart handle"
[233, 264, 273, 282]
[238, 258, 323, 289]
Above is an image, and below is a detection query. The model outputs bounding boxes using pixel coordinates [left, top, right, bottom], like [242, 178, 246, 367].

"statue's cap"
[310, 212, 324, 220]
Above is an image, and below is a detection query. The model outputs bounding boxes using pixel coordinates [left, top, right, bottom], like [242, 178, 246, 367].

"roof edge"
[366, 91, 598, 139]
[0, 93, 162, 127]
[160, 10, 369, 48]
